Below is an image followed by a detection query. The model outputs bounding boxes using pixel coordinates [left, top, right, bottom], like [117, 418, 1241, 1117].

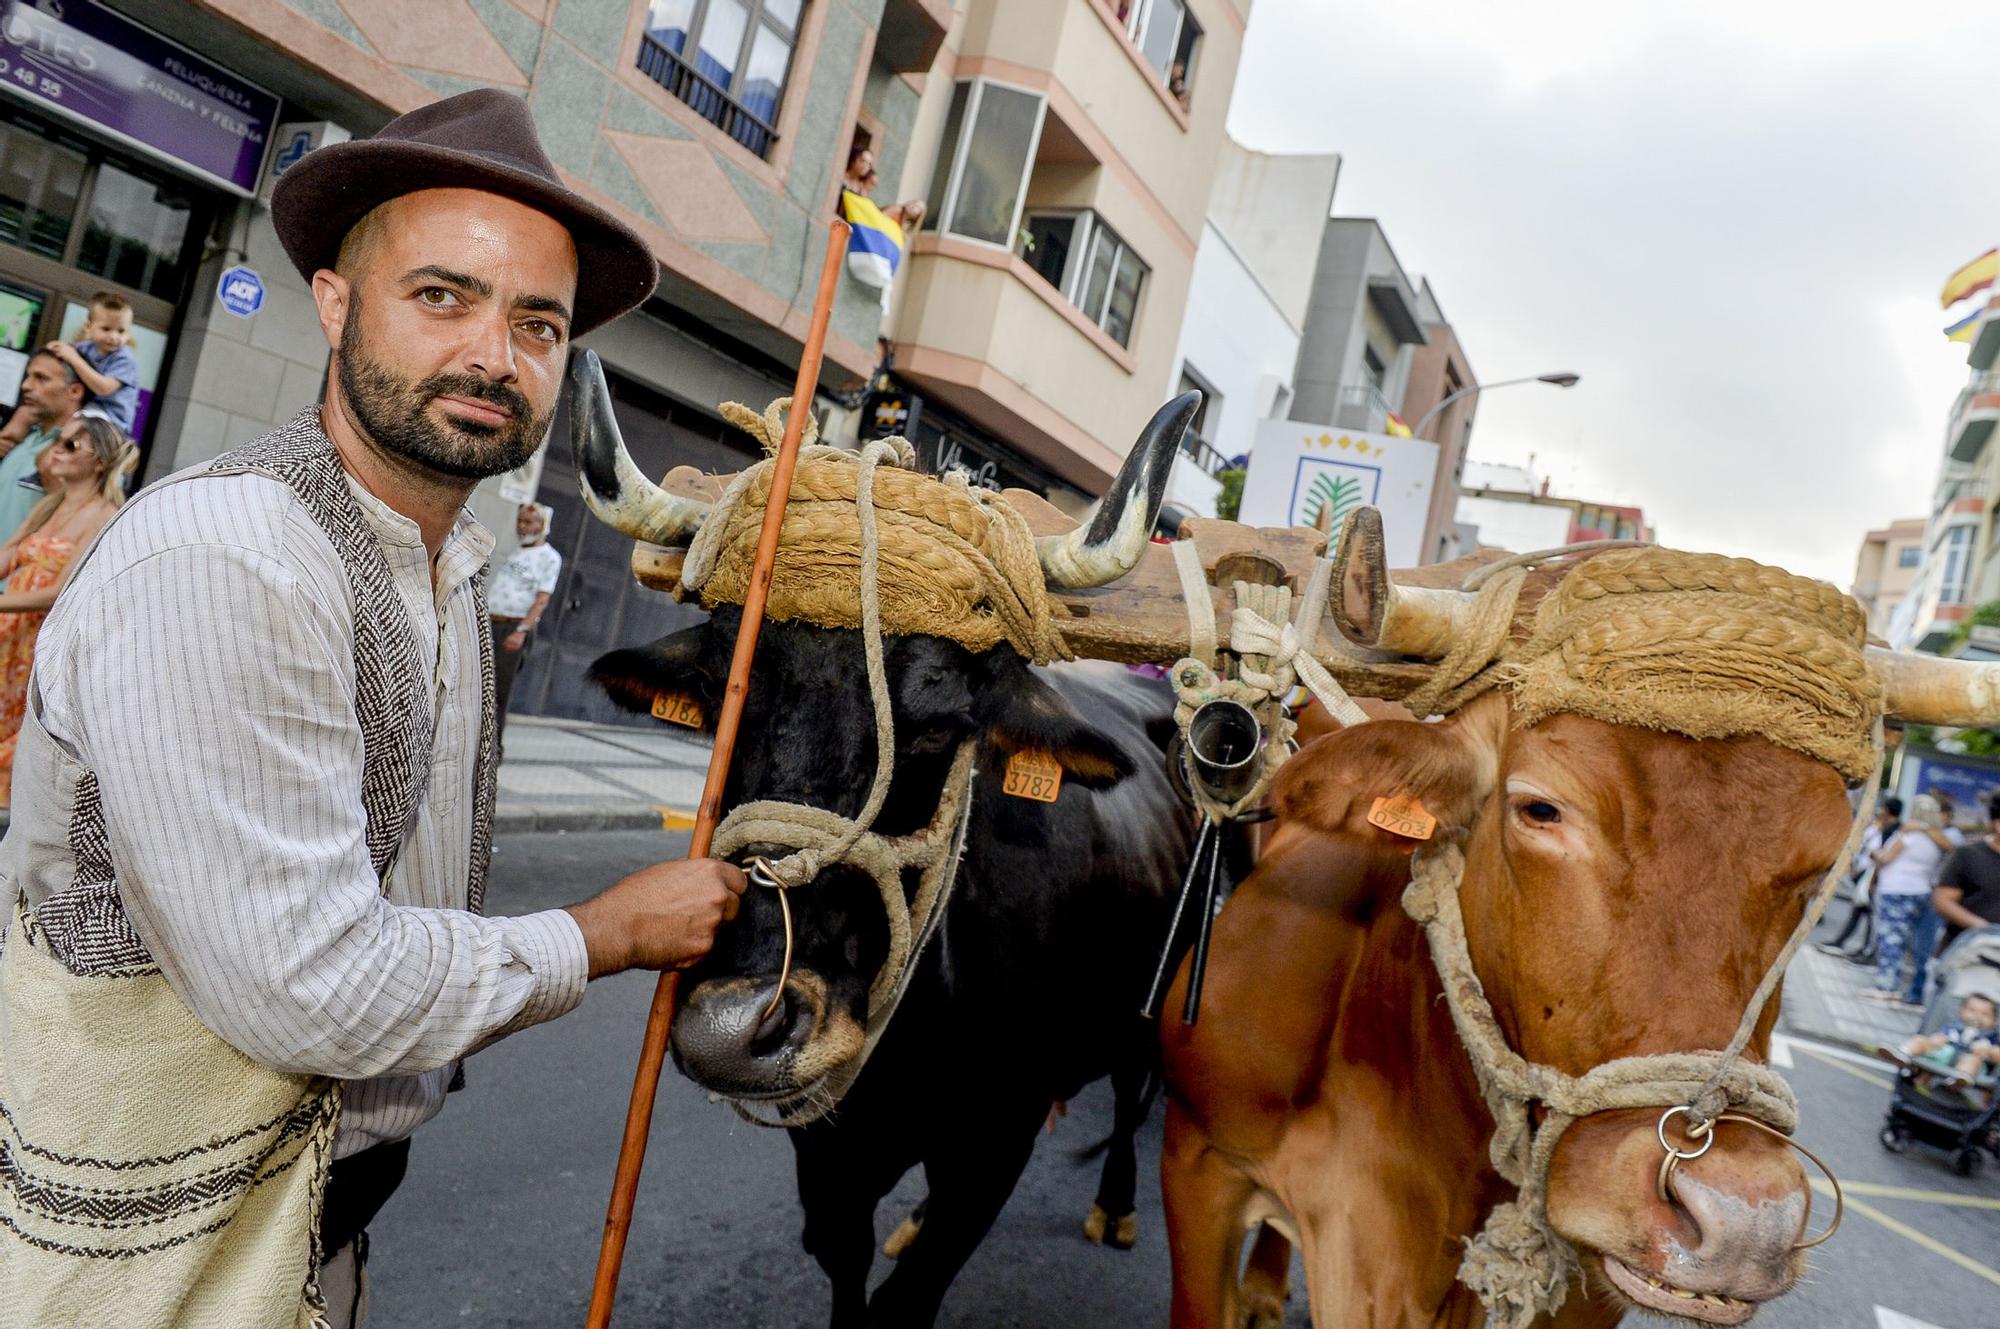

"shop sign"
[216, 265, 264, 318]
[1236, 420, 1439, 569]
[259, 119, 350, 205]
[0, 0, 279, 197]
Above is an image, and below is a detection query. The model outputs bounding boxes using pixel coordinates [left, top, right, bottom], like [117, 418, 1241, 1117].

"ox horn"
[568, 349, 711, 547]
[1327, 506, 1476, 658]
[1870, 647, 2000, 726]
[1036, 391, 1200, 589]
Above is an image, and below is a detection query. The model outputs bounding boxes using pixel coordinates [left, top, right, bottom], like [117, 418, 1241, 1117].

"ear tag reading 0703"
[1369, 794, 1436, 840]
[1003, 750, 1064, 802]
[651, 693, 706, 728]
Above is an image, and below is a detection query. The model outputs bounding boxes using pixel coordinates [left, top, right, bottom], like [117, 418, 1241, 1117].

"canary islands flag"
[1942, 248, 1999, 309]
[840, 189, 905, 291]
[1947, 306, 1982, 343]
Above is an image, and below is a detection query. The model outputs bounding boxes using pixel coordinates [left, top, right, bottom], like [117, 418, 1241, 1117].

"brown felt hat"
[270, 89, 658, 336]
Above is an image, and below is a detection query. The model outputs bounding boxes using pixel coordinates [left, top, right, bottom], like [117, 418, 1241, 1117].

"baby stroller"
[1878, 924, 2000, 1177]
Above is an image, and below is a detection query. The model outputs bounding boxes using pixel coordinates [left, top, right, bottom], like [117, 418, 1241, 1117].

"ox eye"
[1517, 799, 1562, 826]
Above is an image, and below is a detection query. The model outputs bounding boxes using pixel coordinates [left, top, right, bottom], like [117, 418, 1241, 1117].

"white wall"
[1456, 493, 1573, 555]
[1171, 221, 1301, 466]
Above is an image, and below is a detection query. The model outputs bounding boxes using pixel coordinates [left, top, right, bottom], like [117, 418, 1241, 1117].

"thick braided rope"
[680, 400, 1069, 664]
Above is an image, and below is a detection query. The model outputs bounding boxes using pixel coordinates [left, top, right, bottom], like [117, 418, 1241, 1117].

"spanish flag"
[840, 189, 905, 291]
[1941, 248, 1998, 309]
[1947, 306, 1983, 343]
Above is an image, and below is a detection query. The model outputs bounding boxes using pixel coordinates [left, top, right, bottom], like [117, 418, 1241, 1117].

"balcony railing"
[1180, 431, 1232, 476]
[637, 32, 779, 158]
[1335, 383, 1393, 433]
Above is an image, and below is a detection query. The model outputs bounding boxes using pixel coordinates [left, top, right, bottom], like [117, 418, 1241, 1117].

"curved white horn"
[569, 349, 710, 546]
[1327, 506, 1476, 658]
[1036, 391, 1200, 589]
[1869, 647, 2000, 726]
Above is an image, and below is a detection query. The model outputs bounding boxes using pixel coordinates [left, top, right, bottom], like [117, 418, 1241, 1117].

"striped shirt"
[7, 466, 590, 1158]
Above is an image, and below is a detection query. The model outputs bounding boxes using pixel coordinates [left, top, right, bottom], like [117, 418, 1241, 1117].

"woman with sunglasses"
[0, 413, 135, 805]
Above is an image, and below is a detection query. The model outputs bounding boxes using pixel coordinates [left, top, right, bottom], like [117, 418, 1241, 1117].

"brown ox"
[1149, 526, 1980, 1329]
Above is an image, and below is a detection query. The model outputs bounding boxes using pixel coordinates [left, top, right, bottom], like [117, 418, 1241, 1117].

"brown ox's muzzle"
[1547, 1109, 1809, 1325]
[670, 970, 865, 1103]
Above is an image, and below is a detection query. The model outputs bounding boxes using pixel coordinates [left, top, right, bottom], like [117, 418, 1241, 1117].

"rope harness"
[686, 403, 1065, 1127]
[1163, 539, 1878, 1326]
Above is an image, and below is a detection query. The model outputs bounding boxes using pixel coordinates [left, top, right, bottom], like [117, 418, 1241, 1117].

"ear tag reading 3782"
[652, 693, 706, 728]
[1369, 794, 1436, 840]
[1003, 750, 1064, 802]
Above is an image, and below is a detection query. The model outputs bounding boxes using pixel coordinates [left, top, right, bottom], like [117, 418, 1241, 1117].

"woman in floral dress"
[0, 414, 134, 805]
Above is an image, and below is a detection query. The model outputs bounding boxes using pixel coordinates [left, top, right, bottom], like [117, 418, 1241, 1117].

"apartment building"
[1162, 139, 1341, 519]
[1851, 517, 1929, 642]
[1456, 460, 1652, 555]
[876, 0, 1249, 509]
[1287, 217, 1477, 563]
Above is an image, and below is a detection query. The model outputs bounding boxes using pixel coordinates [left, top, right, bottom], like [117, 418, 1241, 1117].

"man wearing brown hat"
[0, 91, 743, 1328]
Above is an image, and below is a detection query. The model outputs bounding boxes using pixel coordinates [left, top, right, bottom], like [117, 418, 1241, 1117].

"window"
[1015, 208, 1149, 348]
[1123, 0, 1202, 107]
[1362, 345, 1386, 393]
[1940, 524, 1975, 605]
[639, 0, 801, 157]
[0, 116, 85, 262]
[76, 161, 196, 301]
[1898, 545, 1922, 569]
[927, 79, 1046, 248]
[1176, 366, 1227, 473]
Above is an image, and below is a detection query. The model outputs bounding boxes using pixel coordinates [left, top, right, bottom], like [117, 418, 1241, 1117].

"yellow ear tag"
[651, 693, 706, 728]
[1368, 794, 1436, 840]
[1003, 750, 1064, 802]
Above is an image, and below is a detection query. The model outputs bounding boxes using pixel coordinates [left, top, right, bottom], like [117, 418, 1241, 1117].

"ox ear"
[1274, 715, 1491, 842]
[589, 623, 718, 728]
[972, 657, 1134, 789]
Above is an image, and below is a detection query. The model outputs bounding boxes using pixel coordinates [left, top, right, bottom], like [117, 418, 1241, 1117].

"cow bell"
[1178, 699, 1265, 808]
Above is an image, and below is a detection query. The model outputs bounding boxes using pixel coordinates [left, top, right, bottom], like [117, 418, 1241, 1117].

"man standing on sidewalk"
[0, 91, 742, 1329]
[1936, 792, 2000, 950]
[489, 500, 562, 750]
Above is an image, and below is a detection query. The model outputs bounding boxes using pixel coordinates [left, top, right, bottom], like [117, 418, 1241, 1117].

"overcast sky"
[1229, 0, 1997, 586]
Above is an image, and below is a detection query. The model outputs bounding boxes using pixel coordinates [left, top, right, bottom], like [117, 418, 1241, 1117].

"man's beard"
[336, 299, 550, 480]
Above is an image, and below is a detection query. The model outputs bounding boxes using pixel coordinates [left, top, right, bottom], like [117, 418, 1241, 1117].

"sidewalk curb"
[493, 807, 672, 836]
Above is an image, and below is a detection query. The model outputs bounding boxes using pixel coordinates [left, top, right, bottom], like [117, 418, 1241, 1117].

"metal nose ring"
[1654, 1107, 1845, 1250]
[748, 856, 794, 1023]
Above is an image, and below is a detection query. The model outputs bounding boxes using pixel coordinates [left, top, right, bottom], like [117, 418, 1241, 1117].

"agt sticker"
[1002, 749, 1063, 802]
[651, 693, 706, 728]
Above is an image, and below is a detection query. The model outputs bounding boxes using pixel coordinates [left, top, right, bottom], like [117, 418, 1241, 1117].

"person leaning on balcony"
[0, 89, 747, 1329]
[843, 144, 926, 231]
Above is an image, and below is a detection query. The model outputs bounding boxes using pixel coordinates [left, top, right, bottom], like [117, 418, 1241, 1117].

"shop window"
[0, 118, 86, 262]
[1123, 0, 1202, 109]
[639, 0, 801, 158]
[1016, 208, 1148, 349]
[75, 161, 195, 302]
[926, 79, 1047, 249]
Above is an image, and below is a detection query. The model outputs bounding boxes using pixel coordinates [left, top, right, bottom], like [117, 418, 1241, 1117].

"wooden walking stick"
[584, 219, 852, 1328]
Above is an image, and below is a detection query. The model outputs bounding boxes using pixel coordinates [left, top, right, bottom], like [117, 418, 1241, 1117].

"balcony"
[1947, 370, 2000, 462]
[1335, 383, 1394, 433]
[636, 31, 778, 158]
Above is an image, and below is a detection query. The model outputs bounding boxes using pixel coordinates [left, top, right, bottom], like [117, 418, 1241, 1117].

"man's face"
[321, 188, 578, 481]
[17, 354, 79, 425]
[1961, 996, 1997, 1030]
[516, 504, 546, 542]
[84, 306, 132, 353]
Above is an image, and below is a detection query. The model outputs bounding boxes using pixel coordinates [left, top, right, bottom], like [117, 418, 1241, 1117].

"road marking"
[1792, 1041, 1893, 1089]
[1837, 1180, 2000, 1212]
[656, 807, 698, 831]
[1876, 1306, 1952, 1329]
[1814, 1180, 2000, 1290]
[1769, 1032, 1795, 1067]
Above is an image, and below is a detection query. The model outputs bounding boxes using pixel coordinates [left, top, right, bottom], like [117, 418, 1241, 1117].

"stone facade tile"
[190, 340, 289, 422]
[276, 357, 330, 421]
[587, 146, 669, 229]
[470, 0, 546, 79]
[603, 131, 769, 244]
[278, 0, 373, 52]
[551, 0, 626, 67]
[605, 84, 693, 141]
[246, 287, 333, 369]
[340, 0, 528, 86]
[529, 37, 611, 177]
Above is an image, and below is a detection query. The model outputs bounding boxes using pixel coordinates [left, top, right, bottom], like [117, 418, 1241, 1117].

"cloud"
[1229, 1, 1995, 583]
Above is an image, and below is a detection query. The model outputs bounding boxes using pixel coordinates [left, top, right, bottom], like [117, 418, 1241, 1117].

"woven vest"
[0, 410, 497, 1328]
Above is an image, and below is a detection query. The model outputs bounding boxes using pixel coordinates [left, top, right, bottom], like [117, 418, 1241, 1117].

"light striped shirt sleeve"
[58, 537, 589, 1080]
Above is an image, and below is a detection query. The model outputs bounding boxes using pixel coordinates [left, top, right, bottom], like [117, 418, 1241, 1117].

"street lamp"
[1411, 371, 1580, 439]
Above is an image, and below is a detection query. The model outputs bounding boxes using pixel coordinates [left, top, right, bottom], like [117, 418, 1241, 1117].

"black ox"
[575, 356, 1198, 1328]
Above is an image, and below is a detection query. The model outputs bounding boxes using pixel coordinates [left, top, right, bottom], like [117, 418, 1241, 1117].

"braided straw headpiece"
[1399, 546, 1884, 781]
[678, 399, 1071, 665]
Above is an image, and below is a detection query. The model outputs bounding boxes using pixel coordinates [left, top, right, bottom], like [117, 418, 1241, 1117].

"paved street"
[369, 830, 2000, 1328]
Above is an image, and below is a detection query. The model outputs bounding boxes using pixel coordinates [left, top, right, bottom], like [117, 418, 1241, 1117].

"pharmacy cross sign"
[216, 266, 265, 319]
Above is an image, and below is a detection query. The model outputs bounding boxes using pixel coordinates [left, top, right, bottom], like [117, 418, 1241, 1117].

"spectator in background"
[0, 414, 133, 805]
[1818, 794, 1901, 959]
[1865, 794, 1956, 1004]
[0, 349, 85, 543]
[488, 501, 562, 752]
[1902, 790, 1965, 1005]
[842, 146, 927, 232]
[1936, 792, 2000, 950]
[49, 292, 140, 433]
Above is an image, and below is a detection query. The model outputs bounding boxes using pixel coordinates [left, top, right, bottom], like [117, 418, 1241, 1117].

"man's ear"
[590, 624, 717, 729]
[311, 269, 350, 349]
[972, 656, 1134, 789]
